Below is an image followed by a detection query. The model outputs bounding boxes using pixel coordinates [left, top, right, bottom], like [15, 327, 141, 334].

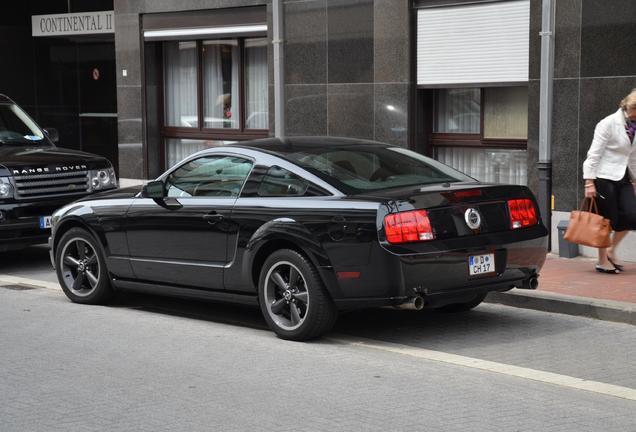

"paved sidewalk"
[538, 255, 636, 303]
[487, 254, 636, 325]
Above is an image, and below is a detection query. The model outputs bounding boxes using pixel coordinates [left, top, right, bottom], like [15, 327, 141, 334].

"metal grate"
[13, 171, 89, 199]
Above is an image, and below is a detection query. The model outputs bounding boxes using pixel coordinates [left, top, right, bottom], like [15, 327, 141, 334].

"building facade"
[3, 0, 636, 257]
[0, 0, 118, 171]
[114, 0, 411, 180]
[526, 0, 636, 257]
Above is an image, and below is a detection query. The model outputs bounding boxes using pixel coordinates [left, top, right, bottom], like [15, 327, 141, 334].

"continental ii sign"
[32, 11, 115, 37]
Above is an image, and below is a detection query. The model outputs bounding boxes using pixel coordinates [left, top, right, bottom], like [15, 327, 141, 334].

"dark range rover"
[0, 95, 116, 251]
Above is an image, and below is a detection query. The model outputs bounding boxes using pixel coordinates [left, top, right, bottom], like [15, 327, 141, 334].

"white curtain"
[163, 41, 197, 128]
[231, 44, 239, 128]
[483, 86, 528, 139]
[203, 40, 239, 129]
[166, 139, 206, 168]
[435, 88, 480, 133]
[166, 139, 237, 168]
[203, 42, 224, 128]
[245, 38, 268, 129]
[436, 147, 527, 185]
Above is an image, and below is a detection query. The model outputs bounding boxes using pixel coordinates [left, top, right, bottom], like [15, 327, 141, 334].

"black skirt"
[595, 171, 636, 231]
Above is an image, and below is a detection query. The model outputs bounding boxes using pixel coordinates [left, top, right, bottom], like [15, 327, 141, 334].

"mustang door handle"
[202, 212, 224, 224]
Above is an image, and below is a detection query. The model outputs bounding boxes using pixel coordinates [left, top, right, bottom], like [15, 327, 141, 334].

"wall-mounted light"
[144, 24, 268, 40]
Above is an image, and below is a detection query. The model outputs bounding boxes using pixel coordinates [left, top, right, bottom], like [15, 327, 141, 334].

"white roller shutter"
[417, 0, 529, 86]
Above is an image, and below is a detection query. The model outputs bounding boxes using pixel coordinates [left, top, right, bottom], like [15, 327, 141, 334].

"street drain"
[1, 284, 38, 291]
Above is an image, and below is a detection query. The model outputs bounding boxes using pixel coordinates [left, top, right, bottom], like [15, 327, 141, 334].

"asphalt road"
[1, 246, 635, 431]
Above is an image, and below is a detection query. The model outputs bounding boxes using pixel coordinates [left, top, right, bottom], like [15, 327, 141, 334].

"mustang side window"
[166, 155, 252, 197]
[257, 166, 325, 197]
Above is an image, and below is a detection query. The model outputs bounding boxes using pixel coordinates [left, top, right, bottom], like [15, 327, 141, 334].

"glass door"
[77, 41, 118, 173]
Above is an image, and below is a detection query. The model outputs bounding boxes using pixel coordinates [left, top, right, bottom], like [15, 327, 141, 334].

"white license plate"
[468, 253, 495, 276]
[39, 216, 52, 229]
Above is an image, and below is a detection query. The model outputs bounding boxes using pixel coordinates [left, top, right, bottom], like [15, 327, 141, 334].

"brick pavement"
[537, 254, 636, 304]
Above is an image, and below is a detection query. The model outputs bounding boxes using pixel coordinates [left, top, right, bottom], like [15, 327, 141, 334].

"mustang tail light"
[507, 199, 538, 229]
[384, 210, 435, 244]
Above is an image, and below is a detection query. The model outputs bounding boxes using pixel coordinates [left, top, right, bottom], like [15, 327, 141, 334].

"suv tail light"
[507, 199, 538, 229]
[384, 210, 435, 244]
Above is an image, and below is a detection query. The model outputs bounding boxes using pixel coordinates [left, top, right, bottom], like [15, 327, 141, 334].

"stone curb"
[485, 289, 636, 326]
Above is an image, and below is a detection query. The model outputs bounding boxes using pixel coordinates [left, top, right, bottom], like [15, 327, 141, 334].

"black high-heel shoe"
[595, 264, 620, 274]
[606, 255, 625, 271]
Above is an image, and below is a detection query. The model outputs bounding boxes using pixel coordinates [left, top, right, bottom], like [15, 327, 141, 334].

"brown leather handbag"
[563, 198, 612, 248]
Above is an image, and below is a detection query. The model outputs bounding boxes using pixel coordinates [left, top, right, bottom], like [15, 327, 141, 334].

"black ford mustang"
[50, 137, 548, 340]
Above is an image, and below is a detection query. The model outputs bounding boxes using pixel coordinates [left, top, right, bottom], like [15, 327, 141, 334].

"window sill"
[431, 134, 526, 149]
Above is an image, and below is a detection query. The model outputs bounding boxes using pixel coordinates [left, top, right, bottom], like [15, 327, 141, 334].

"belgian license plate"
[39, 216, 52, 229]
[468, 253, 495, 276]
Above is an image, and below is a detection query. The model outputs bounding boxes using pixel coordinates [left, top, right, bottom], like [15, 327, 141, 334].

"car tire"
[55, 227, 113, 305]
[434, 292, 487, 313]
[258, 249, 337, 341]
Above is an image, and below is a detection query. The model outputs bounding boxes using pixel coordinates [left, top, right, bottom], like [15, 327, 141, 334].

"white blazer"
[583, 108, 636, 181]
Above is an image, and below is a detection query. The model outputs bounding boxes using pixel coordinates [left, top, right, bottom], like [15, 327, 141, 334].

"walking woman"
[583, 89, 636, 273]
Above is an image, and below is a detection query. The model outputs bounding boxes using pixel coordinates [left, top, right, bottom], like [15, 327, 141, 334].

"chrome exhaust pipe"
[392, 296, 425, 310]
[522, 276, 539, 290]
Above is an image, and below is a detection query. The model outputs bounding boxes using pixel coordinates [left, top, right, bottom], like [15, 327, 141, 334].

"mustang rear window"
[283, 146, 473, 194]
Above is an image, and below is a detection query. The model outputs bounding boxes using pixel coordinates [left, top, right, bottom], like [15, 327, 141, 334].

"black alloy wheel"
[55, 227, 113, 304]
[258, 249, 337, 341]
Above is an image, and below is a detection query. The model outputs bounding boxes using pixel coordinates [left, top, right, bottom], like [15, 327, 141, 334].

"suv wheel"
[258, 249, 337, 341]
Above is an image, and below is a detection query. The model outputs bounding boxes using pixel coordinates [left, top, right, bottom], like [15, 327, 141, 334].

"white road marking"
[333, 336, 636, 402]
[0, 275, 61, 291]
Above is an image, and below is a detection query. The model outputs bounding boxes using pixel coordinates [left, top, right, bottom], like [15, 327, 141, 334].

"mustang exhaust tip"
[521, 276, 539, 290]
[393, 296, 425, 310]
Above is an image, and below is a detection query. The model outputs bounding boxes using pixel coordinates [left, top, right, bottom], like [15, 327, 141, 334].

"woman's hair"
[620, 89, 636, 109]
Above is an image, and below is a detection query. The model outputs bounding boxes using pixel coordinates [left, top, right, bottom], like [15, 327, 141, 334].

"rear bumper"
[331, 229, 548, 310]
[399, 241, 546, 297]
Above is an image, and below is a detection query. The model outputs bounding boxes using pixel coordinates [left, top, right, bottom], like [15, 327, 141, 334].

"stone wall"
[282, 0, 411, 146]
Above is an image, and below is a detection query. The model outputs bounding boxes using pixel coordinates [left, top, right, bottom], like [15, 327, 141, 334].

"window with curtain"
[430, 86, 528, 185]
[434, 88, 480, 134]
[483, 86, 528, 139]
[436, 147, 527, 185]
[162, 37, 269, 169]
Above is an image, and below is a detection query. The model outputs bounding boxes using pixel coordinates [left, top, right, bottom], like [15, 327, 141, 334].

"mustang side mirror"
[143, 180, 166, 199]
[43, 128, 59, 144]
